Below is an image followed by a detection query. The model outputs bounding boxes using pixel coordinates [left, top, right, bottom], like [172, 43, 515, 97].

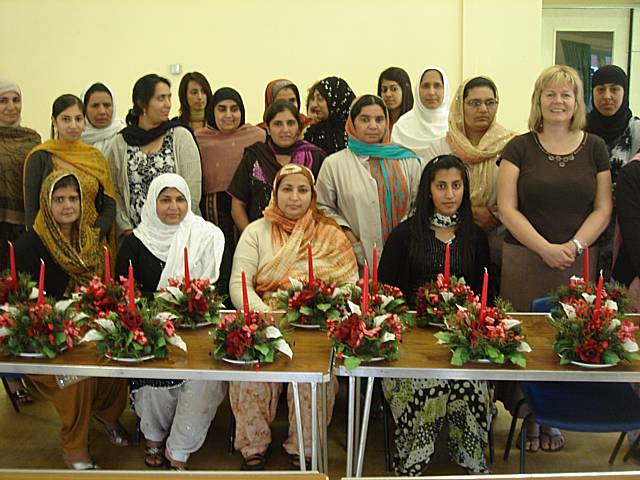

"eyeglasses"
[464, 99, 499, 109]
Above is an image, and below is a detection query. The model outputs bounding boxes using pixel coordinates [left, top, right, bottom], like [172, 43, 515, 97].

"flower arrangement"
[348, 279, 414, 327]
[415, 274, 477, 327]
[73, 276, 131, 320]
[550, 275, 639, 366]
[155, 277, 225, 329]
[0, 271, 38, 305]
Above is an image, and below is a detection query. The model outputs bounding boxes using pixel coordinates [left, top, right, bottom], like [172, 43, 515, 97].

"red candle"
[183, 247, 191, 285]
[480, 267, 488, 311]
[583, 246, 589, 284]
[307, 242, 314, 285]
[103, 246, 111, 284]
[362, 263, 369, 314]
[8, 241, 17, 290]
[127, 261, 136, 313]
[241, 271, 250, 319]
[594, 269, 604, 312]
[372, 244, 378, 292]
[444, 242, 451, 285]
[36, 259, 45, 306]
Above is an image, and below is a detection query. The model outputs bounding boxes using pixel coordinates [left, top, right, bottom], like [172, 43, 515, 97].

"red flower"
[162, 320, 175, 337]
[132, 329, 148, 345]
[226, 329, 246, 358]
[575, 338, 606, 364]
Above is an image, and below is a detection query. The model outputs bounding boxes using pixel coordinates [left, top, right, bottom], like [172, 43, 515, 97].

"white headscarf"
[80, 82, 125, 154]
[391, 66, 450, 161]
[133, 173, 225, 288]
[0, 78, 22, 127]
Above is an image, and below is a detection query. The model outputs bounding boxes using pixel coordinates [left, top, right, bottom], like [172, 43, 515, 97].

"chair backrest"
[530, 296, 556, 313]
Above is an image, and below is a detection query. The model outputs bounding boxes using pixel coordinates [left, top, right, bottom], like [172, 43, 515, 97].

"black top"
[612, 161, 640, 286]
[378, 219, 490, 306]
[115, 234, 163, 294]
[14, 230, 70, 299]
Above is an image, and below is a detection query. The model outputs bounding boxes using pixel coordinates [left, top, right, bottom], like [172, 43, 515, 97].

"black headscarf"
[377, 67, 414, 118]
[586, 65, 632, 146]
[206, 87, 246, 130]
[304, 76, 355, 155]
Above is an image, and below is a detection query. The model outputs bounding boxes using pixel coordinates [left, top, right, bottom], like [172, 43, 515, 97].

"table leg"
[355, 376, 375, 477]
[321, 381, 329, 474]
[354, 376, 361, 456]
[311, 382, 318, 471]
[291, 381, 306, 472]
[346, 376, 355, 477]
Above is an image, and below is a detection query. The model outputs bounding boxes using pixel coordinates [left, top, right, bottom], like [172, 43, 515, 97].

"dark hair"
[51, 94, 84, 138]
[83, 83, 112, 106]
[265, 99, 301, 128]
[409, 155, 476, 272]
[463, 76, 497, 99]
[349, 94, 387, 122]
[126, 74, 171, 126]
[52, 173, 81, 195]
[177, 72, 212, 123]
[377, 67, 414, 116]
[206, 87, 246, 130]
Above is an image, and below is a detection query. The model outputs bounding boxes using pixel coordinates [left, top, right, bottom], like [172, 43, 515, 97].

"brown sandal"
[144, 442, 166, 468]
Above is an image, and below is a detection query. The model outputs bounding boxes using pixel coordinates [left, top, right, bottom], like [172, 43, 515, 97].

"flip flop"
[95, 417, 129, 447]
[144, 443, 167, 468]
[540, 429, 565, 452]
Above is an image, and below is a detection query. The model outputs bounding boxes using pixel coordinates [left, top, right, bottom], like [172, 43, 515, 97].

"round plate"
[290, 322, 321, 330]
[427, 321, 447, 328]
[106, 354, 155, 363]
[18, 345, 67, 359]
[179, 321, 211, 329]
[570, 360, 615, 369]
[222, 357, 259, 365]
[471, 358, 491, 364]
[343, 354, 385, 363]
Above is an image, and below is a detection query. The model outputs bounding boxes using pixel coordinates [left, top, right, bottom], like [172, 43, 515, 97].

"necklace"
[534, 132, 586, 168]
[430, 212, 460, 228]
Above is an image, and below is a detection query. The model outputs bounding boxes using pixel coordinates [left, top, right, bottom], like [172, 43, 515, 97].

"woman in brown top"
[496, 65, 612, 453]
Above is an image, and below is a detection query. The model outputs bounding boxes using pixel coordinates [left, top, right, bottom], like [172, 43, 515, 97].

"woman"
[586, 65, 640, 278]
[305, 80, 320, 124]
[23, 94, 116, 255]
[303, 76, 355, 155]
[391, 66, 450, 163]
[80, 83, 125, 155]
[229, 164, 357, 469]
[229, 100, 325, 232]
[175, 72, 213, 132]
[316, 94, 422, 268]
[377, 67, 413, 132]
[256, 79, 310, 132]
[116, 173, 226, 470]
[106, 73, 201, 238]
[379, 155, 492, 475]
[15, 171, 128, 470]
[497, 65, 612, 452]
[195, 87, 265, 299]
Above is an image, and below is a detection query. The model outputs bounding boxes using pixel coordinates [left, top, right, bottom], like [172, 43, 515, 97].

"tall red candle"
[36, 259, 45, 306]
[241, 271, 250, 319]
[127, 261, 136, 313]
[583, 247, 589, 284]
[372, 244, 378, 292]
[307, 242, 314, 285]
[594, 269, 604, 312]
[103, 246, 111, 284]
[183, 247, 191, 285]
[8, 241, 17, 290]
[444, 242, 451, 285]
[362, 263, 369, 314]
[480, 267, 488, 311]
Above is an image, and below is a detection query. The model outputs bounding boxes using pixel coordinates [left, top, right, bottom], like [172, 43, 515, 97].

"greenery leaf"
[255, 344, 270, 356]
[317, 303, 331, 312]
[344, 356, 361, 371]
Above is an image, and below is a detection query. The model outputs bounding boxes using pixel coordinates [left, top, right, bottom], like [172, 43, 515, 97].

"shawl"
[0, 79, 21, 127]
[0, 126, 41, 223]
[80, 83, 126, 154]
[33, 170, 102, 290]
[445, 76, 515, 206]
[255, 164, 357, 294]
[391, 66, 450, 157]
[133, 173, 224, 288]
[587, 65, 633, 146]
[121, 119, 185, 147]
[196, 124, 266, 194]
[303, 76, 355, 155]
[256, 79, 311, 131]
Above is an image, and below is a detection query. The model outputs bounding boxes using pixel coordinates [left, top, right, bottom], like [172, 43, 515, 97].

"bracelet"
[572, 238, 585, 255]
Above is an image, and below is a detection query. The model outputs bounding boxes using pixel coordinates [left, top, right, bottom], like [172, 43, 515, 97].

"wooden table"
[0, 323, 334, 473]
[0, 470, 327, 479]
[337, 313, 640, 477]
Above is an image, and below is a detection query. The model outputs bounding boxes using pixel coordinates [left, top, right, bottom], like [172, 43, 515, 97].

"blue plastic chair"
[530, 295, 557, 313]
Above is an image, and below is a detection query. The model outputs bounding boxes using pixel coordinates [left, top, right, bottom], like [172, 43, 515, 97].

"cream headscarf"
[0, 79, 22, 127]
[133, 173, 225, 288]
[391, 66, 450, 160]
[80, 83, 125, 155]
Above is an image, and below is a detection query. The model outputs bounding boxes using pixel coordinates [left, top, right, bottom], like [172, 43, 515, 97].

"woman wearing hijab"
[228, 100, 325, 232]
[303, 76, 355, 155]
[316, 94, 422, 269]
[80, 83, 125, 155]
[106, 73, 201, 239]
[377, 67, 414, 132]
[195, 87, 265, 300]
[391, 66, 450, 163]
[15, 171, 128, 470]
[116, 173, 226, 470]
[175, 71, 213, 133]
[229, 164, 357, 469]
[256, 79, 310, 132]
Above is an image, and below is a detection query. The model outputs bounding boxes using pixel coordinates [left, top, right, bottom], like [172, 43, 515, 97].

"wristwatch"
[572, 238, 585, 255]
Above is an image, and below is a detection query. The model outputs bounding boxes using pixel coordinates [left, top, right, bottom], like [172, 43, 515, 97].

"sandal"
[540, 427, 565, 452]
[290, 453, 311, 469]
[14, 388, 33, 405]
[95, 417, 129, 447]
[63, 453, 100, 470]
[165, 450, 187, 471]
[144, 443, 166, 468]
[241, 452, 267, 470]
[517, 419, 540, 452]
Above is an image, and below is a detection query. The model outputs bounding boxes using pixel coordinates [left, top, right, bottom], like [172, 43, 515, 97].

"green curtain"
[561, 39, 591, 106]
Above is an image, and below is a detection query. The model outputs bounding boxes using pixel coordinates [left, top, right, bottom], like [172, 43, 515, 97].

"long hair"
[50, 94, 84, 139]
[177, 72, 212, 123]
[408, 154, 476, 272]
[125, 74, 171, 126]
[377, 67, 413, 117]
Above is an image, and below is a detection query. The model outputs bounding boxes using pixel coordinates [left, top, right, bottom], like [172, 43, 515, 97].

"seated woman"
[175, 71, 213, 132]
[378, 155, 492, 475]
[14, 171, 128, 470]
[377, 67, 413, 132]
[229, 100, 325, 232]
[80, 82, 125, 155]
[115, 173, 226, 470]
[229, 164, 358, 469]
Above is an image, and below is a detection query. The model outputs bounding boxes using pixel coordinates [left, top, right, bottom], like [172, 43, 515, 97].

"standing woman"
[81, 83, 125, 155]
[229, 100, 325, 232]
[391, 66, 450, 163]
[497, 65, 612, 451]
[316, 94, 422, 269]
[303, 76, 355, 155]
[379, 156, 492, 475]
[106, 73, 202, 238]
[195, 87, 265, 299]
[377, 67, 413, 132]
[175, 72, 213, 133]
[256, 79, 310, 132]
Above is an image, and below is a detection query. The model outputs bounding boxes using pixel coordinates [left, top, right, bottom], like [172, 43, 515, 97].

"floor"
[1, 377, 640, 479]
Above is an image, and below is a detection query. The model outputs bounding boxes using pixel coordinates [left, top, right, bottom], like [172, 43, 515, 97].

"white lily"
[569, 275, 581, 282]
[275, 338, 293, 358]
[502, 319, 521, 330]
[348, 301, 361, 316]
[608, 318, 621, 332]
[373, 314, 387, 327]
[0, 327, 13, 337]
[72, 312, 90, 322]
[155, 291, 173, 302]
[0, 305, 19, 315]
[166, 286, 184, 300]
[582, 293, 596, 304]
[55, 298, 76, 313]
[381, 332, 396, 343]
[517, 341, 532, 353]
[80, 329, 105, 343]
[288, 277, 304, 291]
[167, 334, 188, 352]
[71, 292, 82, 301]
[605, 299, 618, 311]
[264, 325, 282, 339]
[441, 291, 454, 302]
[29, 287, 39, 300]
[380, 295, 394, 309]
[94, 319, 116, 333]
[622, 338, 639, 353]
[561, 302, 576, 319]
[156, 311, 177, 325]
[456, 304, 468, 312]
[331, 286, 345, 299]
